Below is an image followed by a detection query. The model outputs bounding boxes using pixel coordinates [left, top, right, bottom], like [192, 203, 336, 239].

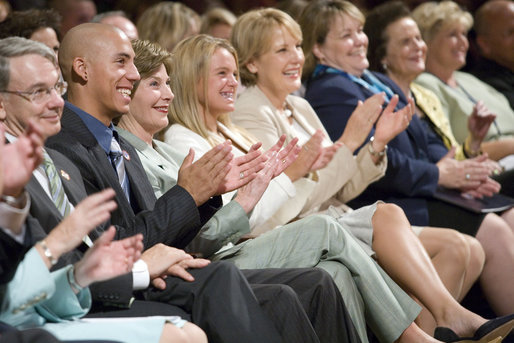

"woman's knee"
[431, 228, 471, 266]
[477, 214, 514, 252]
[159, 323, 189, 343]
[372, 203, 410, 235]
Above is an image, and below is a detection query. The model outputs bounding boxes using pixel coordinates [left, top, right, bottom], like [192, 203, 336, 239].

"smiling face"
[426, 21, 468, 72]
[129, 64, 173, 136]
[383, 17, 427, 83]
[85, 29, 140, 121]
[247, 25, 304, 107]
[198, 47, 238, 121]
[314, 13, 368, 76]
[1, 54, 64, 139]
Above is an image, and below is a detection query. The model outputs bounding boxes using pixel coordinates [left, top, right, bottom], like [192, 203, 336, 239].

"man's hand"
[74, 227, 143, 288]
[141, 243, 210, 290]
[1, 120, 44, 197]
[177, 141, 233, 206]
[43, 189, 117, 263]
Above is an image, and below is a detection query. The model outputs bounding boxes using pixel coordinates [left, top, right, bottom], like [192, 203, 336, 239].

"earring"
[382, 63, 388, 71]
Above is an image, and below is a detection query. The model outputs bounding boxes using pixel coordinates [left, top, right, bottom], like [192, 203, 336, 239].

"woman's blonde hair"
[298, 0, 364, 80]
[200, 7, 237, 36]
[167, 34, 254, 147]
[137, 2, 200, 52]
[231, 8, 302, 87]
[412, 1, 473, 43]
[131, 39, 172, 96]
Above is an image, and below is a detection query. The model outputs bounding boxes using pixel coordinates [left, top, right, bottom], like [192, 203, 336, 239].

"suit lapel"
[47, 148, 87, 206]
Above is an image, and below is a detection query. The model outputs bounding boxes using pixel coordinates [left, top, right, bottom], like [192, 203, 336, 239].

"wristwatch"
[368, 136, 387, 157]
[0, 193, 26, 208]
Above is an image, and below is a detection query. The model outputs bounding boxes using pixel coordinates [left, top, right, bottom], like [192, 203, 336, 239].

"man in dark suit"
[1, 32, 360, 342]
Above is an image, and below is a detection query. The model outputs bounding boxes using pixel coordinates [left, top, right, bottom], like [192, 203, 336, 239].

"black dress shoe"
[434, 314, 514, 343]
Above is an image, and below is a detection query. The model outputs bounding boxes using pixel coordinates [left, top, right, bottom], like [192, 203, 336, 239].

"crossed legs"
[371, 203, 487, 338]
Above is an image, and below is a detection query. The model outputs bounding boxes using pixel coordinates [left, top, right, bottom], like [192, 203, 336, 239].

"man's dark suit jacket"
[305, 70, 448, 226]
[471, 57, 514, 111]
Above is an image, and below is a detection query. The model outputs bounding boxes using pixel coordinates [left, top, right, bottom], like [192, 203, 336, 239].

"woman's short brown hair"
[298, 0, 364, 80]
[131, 39, 172, 95]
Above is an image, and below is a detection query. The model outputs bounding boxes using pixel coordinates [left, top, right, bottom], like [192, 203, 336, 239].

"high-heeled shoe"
[434, 314, 514, 343]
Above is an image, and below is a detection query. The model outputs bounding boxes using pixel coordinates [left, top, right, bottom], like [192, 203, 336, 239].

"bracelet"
[368, 136, 387, 157]
[37, 240, 58, 266]
[463, 137, 482, 158]
[67, 266, 84, 293]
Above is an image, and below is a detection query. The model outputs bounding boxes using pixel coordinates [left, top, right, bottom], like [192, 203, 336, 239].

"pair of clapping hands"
[284, 93, 415, 182]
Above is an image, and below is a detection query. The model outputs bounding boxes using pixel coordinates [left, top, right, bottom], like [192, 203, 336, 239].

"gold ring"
[282, 159, 286, 163]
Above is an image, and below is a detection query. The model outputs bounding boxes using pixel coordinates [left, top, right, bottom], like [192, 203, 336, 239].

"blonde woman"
[137, 2, 200, 51]
[200, 7, 236, 40]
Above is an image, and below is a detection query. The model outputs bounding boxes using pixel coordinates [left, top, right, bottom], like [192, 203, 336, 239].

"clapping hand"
[338, 92, 385, 152]
[374, 96, 414, 147]
[234, 136, 300, 213]
[42, 189, 118, 267]
[1, 120, 44, 197]
[177, 141, 233, 206]
[468, 101, 495, 145]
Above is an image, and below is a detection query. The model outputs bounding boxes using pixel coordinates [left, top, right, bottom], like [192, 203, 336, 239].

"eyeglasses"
[0, 81, 67, 104]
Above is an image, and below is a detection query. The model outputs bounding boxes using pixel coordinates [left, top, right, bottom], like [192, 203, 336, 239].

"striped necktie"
[109, 136, 130, 201]
[42, 150, 72, 218]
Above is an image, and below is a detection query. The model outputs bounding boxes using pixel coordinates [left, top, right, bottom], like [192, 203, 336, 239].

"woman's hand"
[284, 130, 325, 181]
[436, 149, 490, 190]
[74, 227, 143, 289]
[466, 101, 496, 154]
[337, 92, 385, 152]
[234, 136, 300, 213]
[374, 96, 414, 149]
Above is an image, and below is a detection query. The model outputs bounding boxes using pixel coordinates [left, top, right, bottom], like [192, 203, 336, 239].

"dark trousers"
[243, 268, 362, 343]
[144, 261, 283, 343]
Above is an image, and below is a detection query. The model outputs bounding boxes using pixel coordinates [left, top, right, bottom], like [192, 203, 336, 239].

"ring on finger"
[239, 171, 244, 179]
[465, 173, 471, 180]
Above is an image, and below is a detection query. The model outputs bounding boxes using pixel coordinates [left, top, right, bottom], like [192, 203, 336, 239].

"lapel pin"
[122, 150, 130, 161]
[60, 170, 70, 181]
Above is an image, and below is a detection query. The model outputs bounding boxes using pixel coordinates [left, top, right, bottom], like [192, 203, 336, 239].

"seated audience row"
[0, 0, 513, 342]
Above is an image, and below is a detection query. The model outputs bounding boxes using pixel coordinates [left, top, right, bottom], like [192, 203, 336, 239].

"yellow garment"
[410, 83, 467, 160]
